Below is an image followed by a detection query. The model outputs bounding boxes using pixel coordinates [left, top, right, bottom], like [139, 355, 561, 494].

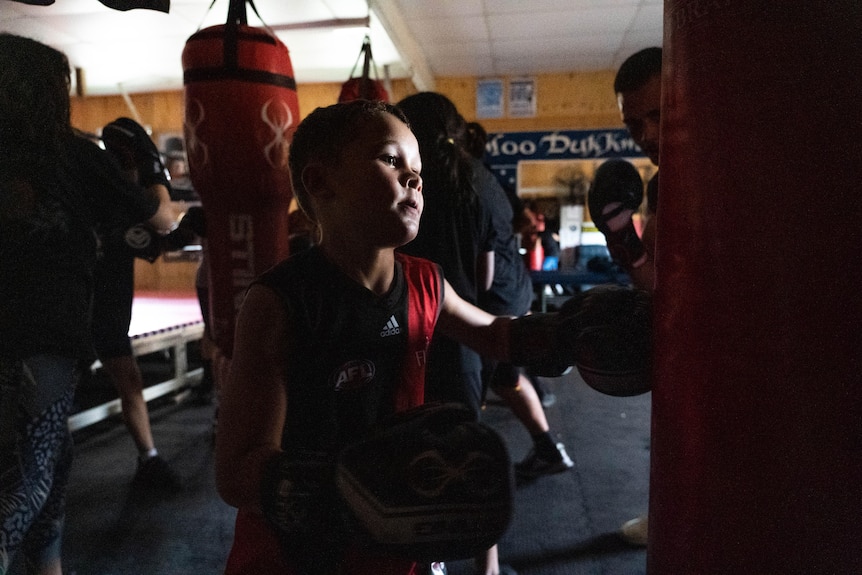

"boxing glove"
[260, 451, 351, 572]
[509, 285, 652, 396]
[123, 223, 162, 262]
[161, 206, 205, 252]
[178, 205, 206, 238]
[160, 227, 196, 253]
[102, 117, 170, 189]
[588, 159, 647, 268]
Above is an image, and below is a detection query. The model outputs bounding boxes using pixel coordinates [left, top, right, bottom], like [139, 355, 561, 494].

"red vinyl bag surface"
[650, 2, 862, 572]
[182, 5, 298, 357]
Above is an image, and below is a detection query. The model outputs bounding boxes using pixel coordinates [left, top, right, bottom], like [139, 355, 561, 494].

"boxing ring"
[68, 291, 205, 432]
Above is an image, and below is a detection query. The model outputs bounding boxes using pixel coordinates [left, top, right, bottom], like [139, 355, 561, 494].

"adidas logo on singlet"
[380, 315, 401, 337]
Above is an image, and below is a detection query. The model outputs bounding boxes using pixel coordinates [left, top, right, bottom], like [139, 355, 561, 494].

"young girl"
[216, 100, 514, 575]
[215, 99, 649, 575]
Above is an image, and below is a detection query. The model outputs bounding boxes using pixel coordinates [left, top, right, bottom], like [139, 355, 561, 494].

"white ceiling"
[0, 0, 663, 96]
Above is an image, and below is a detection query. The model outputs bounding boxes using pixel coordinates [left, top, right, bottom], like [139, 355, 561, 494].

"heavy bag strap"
[225, 0, 269, 69]
[360, 36, 374, 99]
[224, 0, 246, 70]
[346, 35, 379, 99]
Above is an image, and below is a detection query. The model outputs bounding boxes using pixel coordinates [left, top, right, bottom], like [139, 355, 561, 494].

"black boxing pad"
[102, 117, 170, 189]
[335, 402, 513, 561]
[561, 286, 652, 397]
[588, 159, 647, 267]
[588, 158, 644, 229]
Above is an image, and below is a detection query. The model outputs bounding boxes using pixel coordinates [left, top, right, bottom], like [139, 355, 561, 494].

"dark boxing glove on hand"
[588, 159, 647, 268]
[102, 117, 170, 189]
[123, 223, 162, 262]
[178, 205, 206, 238]
[509, 285, 652, 396]
[161, 206, 205, 251]
[261, 451, 350, 572]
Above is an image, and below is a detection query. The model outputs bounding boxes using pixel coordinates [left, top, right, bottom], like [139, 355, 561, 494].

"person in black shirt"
[0, 34, 173, 574]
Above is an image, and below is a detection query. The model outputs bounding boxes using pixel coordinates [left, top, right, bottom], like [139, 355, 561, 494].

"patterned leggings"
[0, 356, 77, 575]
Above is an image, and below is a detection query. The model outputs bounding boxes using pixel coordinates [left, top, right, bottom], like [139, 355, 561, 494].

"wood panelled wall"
[70, 71, 623, 148]
[71, 71, 624, 292]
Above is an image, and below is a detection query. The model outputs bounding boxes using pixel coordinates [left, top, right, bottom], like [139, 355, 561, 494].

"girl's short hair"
[288, 99, 409, 222]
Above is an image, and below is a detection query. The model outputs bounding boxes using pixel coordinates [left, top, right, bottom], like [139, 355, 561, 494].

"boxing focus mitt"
[588, 159, 647, 268]
[336, 403, 513, 561]
[509, 285, 652, 396]
[102, 117, 170, 189]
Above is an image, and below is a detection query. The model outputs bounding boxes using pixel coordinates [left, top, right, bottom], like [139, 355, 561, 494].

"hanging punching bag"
[338, 35, 390, 103]
[182, 0, 299, 357]
[650, 2, 862, 573]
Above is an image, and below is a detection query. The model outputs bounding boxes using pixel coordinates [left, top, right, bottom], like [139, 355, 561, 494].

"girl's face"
[322, 112, 424, 247]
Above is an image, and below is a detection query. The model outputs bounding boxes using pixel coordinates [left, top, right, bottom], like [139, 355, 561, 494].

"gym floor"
[59, 365, 650, 575]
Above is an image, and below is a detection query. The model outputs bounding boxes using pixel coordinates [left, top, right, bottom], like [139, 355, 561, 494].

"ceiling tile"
[0, 0, 663, 95]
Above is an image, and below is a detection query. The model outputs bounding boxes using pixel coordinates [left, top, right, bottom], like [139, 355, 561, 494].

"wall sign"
[483, 128, 645, 190]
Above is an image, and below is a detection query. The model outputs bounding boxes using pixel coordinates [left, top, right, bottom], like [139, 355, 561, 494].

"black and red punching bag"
[650, 2, 862, 573]
[182, 0, 298, 357]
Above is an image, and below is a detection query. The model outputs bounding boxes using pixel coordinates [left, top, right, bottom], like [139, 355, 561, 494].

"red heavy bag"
[338, 35, 389, 103]
[650, 2, 862, 573]
[182, 0, 298, 357]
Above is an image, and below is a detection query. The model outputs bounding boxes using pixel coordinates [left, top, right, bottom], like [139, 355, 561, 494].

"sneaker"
[515, 442, 573, 484]
[133, 455, 183, 491]
[619, 514, 648, 546]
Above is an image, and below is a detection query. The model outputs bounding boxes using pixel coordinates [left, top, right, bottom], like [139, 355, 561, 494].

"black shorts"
[91, 253, 134, 359]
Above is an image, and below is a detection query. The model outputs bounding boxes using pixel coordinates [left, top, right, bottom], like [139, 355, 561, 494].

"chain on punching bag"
[181, 0, 299, 357]
[650, 2, 862, 572]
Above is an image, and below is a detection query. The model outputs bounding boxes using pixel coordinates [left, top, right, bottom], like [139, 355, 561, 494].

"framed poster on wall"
[476, 78, 504, 119]
[508, 77, 536, 117]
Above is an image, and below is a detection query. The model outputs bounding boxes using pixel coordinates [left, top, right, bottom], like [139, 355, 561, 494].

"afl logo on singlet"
[332, 360, 375, 392]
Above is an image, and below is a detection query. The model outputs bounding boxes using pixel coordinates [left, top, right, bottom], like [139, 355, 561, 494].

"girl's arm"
[215, 284, 288, 512]
[435, 278, 512, 361]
